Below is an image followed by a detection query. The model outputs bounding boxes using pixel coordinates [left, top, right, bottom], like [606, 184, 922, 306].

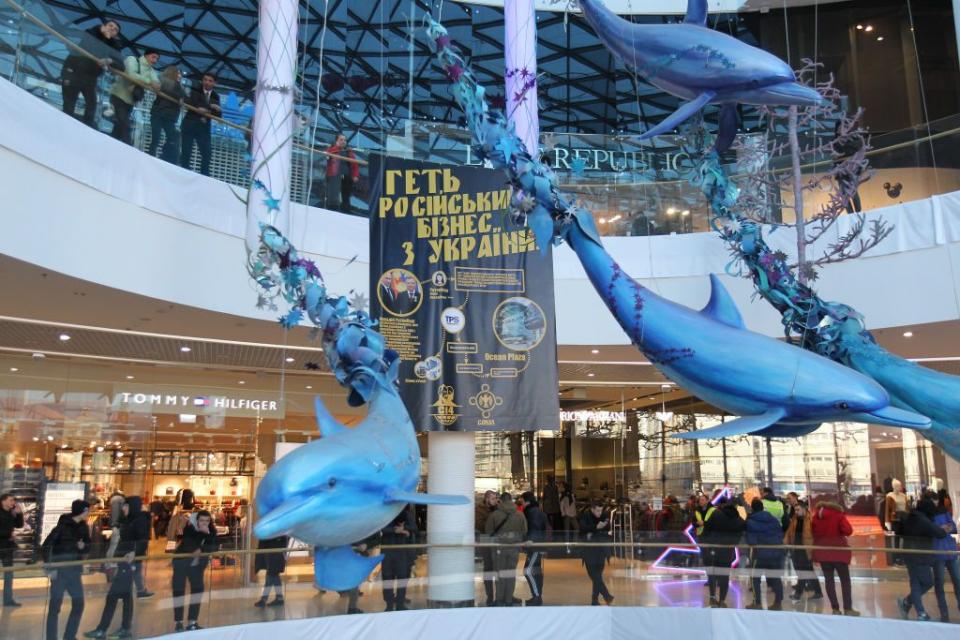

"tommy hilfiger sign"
[113, 386, 284, 418]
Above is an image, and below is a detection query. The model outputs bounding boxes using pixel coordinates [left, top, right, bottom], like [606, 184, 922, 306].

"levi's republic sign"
[369, 155, 559, 432]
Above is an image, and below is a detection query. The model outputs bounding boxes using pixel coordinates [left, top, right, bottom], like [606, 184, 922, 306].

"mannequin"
[884, 479, 908, 565]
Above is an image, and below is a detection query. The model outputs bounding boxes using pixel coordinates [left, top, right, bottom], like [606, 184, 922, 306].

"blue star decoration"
[571, 157, 587, 175]
[279, 308, 303, 329]
[263, 195, 281, 212]
[495, 137, 520, 165]
[305, 361, 322, 371]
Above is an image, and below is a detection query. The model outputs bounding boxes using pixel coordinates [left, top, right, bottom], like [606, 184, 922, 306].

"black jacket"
[380, 509, 418, 566]
[41, 514, 91, 563]
[151, 77, 186, 119]
[175, 517, 220, 568]
[702, 504, 745, 567]
[254, 536, 289, 575]
[579, 510, 612, 564]
[524, 504, 550, 543]
[0, 506, 24, 547]
[182, 87, 221, 128]
[61, 26, 123, 81]
[116, 497, 151, 558]
[901, 510, 947, 566]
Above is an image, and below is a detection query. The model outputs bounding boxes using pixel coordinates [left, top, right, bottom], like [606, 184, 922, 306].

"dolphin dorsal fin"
[701, 274, 744, 329]
[684, 0, 708, 25]
[314, 396, 347, 438]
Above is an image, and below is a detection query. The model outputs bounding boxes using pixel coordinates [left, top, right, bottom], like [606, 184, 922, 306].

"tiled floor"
[4, 549, 957, 639]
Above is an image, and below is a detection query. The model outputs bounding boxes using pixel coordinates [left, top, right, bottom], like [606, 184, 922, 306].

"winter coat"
[325, 145, 360, 180]
[701, 504, 744, 567]
[380, 509, 418, 567]
[0, 506, 24, 549]
[578, 510, 613, 565]
[485, 501, 527, 544]
[61, 25, 123, 82]
[901, 510, 947, 566]
[810, 503, 852, 564]
[783, 504, 814, 560]
[254, 536, 289, 575]
[115, 496, 151, 558]
[151, 76, 185, 119]
[524, 504, 550, 543]
[110, 55, 160, 106]
[932, 512, 959, 561]
[541, 483, 561, 516]
[174, 513, 220, 569]
[41, 514, 91, 563]
[746, 510, 786, 563]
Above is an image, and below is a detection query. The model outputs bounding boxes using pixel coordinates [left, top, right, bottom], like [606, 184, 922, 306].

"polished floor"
[4, 545, 957, 639]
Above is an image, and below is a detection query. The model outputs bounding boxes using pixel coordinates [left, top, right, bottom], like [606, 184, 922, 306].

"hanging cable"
[905, 0, 941, 193]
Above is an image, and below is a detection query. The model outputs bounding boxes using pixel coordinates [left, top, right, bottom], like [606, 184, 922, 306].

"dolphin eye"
[835, 401, 849, 410]
[327, 477, 337, 488]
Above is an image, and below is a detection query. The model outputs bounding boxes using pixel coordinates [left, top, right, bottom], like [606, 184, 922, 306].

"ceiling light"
[599, 218, 607, 224]
[60, 444, 68, 449]
[32, 437, 39, 442]
[89, 441, 96, 446]
[96, 446, 104, 452]
[180, 346, 191, 353]
[306, 385, 313, 390]
[876, 36, 884, 41]
[116, 452, 123, 458]
[125, 375, 134, 380]
[903, 331, 913, 338]
[856, 24, 864, 30]
[9, 367, 18, 372]
[864, 25, 874, 32]
[47, 435, 54, 441]
[238, 380, 246, 385]
[666, 207, 677, 215]
[681, 210, 690, 216]
[649, 396, 656, 400]
[59, 333, 71, 341]
[587, 373, 595, 377]
[591, 349, 599, 354]
[285, 357, 295, 363]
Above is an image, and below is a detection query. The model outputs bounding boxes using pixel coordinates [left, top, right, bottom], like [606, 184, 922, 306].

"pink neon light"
[649, 486, 738, 575]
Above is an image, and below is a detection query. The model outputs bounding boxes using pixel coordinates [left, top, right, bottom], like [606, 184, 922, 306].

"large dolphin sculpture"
[563, 216, 931, 439]
[425, 19, 931, 440]
[577, 0, 822, 150]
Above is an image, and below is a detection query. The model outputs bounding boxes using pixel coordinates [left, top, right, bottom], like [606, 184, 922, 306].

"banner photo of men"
[368, 155, 560, 432]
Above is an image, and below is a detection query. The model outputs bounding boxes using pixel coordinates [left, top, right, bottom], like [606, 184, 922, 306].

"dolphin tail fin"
[672, 408, 786, 440]
[385, 490, 470, 506]
[715, 103, 739, 153]
[684, 0, 708, 25]
[313, 545, 383, 591]
[639, 91, 715, 141]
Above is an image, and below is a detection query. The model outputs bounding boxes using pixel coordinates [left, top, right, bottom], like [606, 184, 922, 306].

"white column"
[427, 431, 476, 605]
[945, 455, 960, 520]
[245, 0, 299, 252]
[504, 0, 539, 156]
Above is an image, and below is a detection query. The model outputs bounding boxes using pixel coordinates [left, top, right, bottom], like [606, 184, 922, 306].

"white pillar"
[427, 431, 476, 605]
[504, 0, 539, 156]
[245, 0, 299, 252]
[945, 455, 960, 520]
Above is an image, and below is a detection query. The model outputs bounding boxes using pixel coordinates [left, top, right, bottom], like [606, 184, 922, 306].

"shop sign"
[113, 385, 284, 419]
[562, 410, 626, 438]
[466, 145, 691, 174]
[560, 410, 626, 423]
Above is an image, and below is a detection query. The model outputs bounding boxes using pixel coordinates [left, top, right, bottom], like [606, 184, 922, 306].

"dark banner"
[368, 155, 559, 432]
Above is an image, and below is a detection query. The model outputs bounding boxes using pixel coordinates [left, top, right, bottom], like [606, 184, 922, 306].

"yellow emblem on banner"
[432, 385, 461, 427]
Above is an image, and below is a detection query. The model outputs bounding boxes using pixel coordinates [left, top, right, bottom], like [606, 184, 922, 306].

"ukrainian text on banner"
[369, 155, 559, 432]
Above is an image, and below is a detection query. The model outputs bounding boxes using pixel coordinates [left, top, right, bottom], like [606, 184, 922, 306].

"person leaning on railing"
[109, 47, 161, 146]
[180, 73, 221, 177]
[148, 66, 186, 164]
[60, 20, 123, 127]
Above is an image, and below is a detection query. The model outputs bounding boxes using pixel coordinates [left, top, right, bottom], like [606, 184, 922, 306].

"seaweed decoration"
[247, 181, 399, 407]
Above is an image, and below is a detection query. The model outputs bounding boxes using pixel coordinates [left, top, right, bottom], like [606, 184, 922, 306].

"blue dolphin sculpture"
[254, 387, 468, 590]
[562, 214, 931, 439]
[577, 0, 822, 150]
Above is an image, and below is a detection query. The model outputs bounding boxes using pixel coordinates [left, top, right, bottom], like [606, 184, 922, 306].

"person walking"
[701, 497, 744, 608]
[0, 493, 24, 607]
[41, 500, 91, 640]
[171, 510, 219, 632]
[745, 498, 785, 610]
[83, 497, 151, 639]
[253, 535, 288, 608]
[540, 476, 562, 532]
[484, 492, 526, 607]
[148, 66, 185, 163]
[379, 510, 415, 612]
[932, 493, 960, 622]
[521, 491, 548, 606]
[784, 493, 822, 601]
[476, 490, 500, 606]
[897, 496, 948, 622]
[179, 73, 221, 176]
[109, 48, 161, 145]
[60, 20, 123, 127]
[579, 500, 614, 606]
[811, 500, 860, 617]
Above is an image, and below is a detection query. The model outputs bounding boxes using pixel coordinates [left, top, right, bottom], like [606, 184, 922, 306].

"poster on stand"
[369, 155, 560, 432]
[40, 482, 87, 543]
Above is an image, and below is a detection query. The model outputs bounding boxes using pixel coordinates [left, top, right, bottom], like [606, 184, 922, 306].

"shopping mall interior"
[2, 0, 960, 638]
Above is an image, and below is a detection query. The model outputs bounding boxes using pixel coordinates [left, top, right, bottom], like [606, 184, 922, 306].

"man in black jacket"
[60, 20, 123, 127]
[84, 497, 151, 639]
[180, 73, 221, 176]
[42, 499, 91, 640]
[897, 497, 948, 621]
[521, 492, 548, 606]
[380, 508, 416, 611]
[0, 493, 24, 606]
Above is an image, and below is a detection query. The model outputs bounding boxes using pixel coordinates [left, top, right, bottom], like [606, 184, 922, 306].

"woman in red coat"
[811, 502, 860, 616]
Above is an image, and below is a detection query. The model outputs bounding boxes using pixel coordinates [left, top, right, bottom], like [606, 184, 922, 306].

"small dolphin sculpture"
[563, 215, 931, 439]
[254, 387, 468, 590]
[577, 0, 822, 150]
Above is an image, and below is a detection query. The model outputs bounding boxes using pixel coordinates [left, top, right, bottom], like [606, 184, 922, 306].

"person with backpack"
[521, 491, 549, 606]
[42, 499, 91, 640]
[745, 498, 786, 610]
[83, 497, 151, 639]
[485, 491, 527, 606]
[109, 47, 161, 145]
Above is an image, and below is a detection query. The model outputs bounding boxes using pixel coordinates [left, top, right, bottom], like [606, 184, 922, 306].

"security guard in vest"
[693, 494, 715, 537]
[760, 487, 786, 527]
